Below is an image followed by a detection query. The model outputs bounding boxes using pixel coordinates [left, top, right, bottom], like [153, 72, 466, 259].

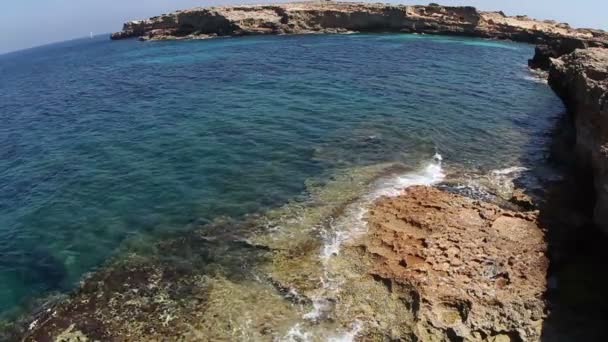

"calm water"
[0, 33, 562, 314]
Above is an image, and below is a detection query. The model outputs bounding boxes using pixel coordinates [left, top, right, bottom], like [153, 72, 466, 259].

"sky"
[1, 0, 607, 54]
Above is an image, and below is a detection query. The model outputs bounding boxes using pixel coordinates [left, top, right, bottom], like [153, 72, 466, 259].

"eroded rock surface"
[549, 48, 608, 232]
[362, 186, 547, 341]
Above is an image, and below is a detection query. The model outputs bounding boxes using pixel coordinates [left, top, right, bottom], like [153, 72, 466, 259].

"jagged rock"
[549, 48, 608, 233]
[363, 186, 547, 341]
[510, 189, 537, 210]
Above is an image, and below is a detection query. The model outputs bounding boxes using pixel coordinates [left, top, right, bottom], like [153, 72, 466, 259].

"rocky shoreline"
[8, 165, 556, 341]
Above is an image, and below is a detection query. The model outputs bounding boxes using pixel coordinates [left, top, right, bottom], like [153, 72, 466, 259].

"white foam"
[280, 155, 447, 340]
[491, 166, 528, 175]
[523, 75, 548, 84]
[319, 154, 445, 262]
[328, 321, 364, 342]
[392, 153, 445, 190]
[489, 166, 528, 196]
[369, 153, 445, 198]
[283, 324, 312, 342]
[523, 67, 549, 84]
[320, 206, 367, 262]
[290, 154, 446, 336]
[302, 294, 332, 321]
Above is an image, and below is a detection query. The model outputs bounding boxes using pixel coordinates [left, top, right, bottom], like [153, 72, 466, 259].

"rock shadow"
[523, 115, 608, 341]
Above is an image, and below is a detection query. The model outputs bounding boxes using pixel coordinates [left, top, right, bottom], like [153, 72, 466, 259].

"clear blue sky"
[1, 0, 606, 54]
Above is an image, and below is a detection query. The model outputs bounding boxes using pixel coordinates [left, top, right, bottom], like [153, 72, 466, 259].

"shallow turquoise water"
[0, 33, 563, 314]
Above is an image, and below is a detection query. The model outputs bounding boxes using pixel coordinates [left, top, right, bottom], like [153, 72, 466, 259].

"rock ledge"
[362, 186, 547, 341]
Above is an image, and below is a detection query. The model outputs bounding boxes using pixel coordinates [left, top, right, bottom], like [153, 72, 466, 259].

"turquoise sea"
[0, 33, 563, 315]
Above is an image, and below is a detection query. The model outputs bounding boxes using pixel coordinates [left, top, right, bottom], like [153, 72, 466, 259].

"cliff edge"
[549, 48, 608, 233]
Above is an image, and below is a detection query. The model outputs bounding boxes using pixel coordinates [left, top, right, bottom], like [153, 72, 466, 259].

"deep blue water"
[0, 33, 563, 314]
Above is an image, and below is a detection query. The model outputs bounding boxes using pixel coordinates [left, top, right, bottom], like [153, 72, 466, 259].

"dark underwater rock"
[0, 247, 67, 293]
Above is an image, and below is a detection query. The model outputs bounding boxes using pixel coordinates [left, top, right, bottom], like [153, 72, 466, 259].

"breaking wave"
[282, 154, 445, 340]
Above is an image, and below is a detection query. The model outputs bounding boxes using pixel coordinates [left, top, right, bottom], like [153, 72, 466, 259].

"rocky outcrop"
[362, 186, 547, 341]
[111, 1, 608, 68]
[549, 48, 608, 232]
[528, 35, 608, 70]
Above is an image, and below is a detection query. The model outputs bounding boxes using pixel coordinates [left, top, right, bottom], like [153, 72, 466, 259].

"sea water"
[0, 33, 563, 316]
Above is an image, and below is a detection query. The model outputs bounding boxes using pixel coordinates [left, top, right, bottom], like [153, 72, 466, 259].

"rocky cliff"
[549, 48, 608, 233]
[110, 1, 608, 67]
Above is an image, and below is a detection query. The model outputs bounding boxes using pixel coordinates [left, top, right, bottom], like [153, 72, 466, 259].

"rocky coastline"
[110, 2, 608, 69]
[4, 1, 608, 341]
[8, 170, 555, 342]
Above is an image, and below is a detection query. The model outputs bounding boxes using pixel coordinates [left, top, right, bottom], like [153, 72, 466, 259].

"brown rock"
[110, 1, 608, 64]
[363, 186, 547, 341]
[109, 1, 608, 72]
[510, 188, 536, 210]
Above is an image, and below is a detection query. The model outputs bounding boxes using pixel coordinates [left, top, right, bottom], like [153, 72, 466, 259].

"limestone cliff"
[549, 48, 608, 233]
[110, 1, 608, 68]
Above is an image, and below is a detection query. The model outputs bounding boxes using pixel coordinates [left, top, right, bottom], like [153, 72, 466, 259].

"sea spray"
[281, 154, 445, 339]
[320, 153, 444, 261]
[438, 165, 532, 204]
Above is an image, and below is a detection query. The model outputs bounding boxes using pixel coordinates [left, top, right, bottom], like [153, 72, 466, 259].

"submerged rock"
[510, 189, 537, 210]
[360, 186, 547, 341]
[9, 179, 550, 340]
